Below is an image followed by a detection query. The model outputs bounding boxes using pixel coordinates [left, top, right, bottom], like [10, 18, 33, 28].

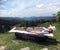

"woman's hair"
[48, 28, 53, 33]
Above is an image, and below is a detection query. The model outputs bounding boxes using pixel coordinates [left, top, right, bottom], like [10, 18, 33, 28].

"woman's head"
[48, 28, 53, 33]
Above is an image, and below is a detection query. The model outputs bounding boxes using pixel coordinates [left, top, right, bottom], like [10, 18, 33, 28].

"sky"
[0, 0, 60, 17]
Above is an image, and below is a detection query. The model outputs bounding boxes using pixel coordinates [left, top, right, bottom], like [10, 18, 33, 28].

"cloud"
[0, 9, 21, 17]
[0, 0, 60, 17]
[0, 0, 7, 4]
[36, 4, 44, 8]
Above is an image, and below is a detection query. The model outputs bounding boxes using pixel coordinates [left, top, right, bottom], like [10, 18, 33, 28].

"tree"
[53, 11, 60, 22]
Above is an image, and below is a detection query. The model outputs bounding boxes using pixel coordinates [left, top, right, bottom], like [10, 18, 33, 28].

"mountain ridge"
[0, 16, 56, 21]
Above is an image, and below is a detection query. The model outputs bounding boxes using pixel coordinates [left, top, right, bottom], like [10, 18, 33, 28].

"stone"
[20, 47, 30, 50]
[40, 48, 48, 50]
[0, 46, 6, 50]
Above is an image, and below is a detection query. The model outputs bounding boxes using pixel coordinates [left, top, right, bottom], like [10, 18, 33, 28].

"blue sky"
[0, 0, 60, 17]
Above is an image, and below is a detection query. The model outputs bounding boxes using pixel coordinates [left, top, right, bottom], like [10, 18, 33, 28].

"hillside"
[0, 22, 60, 50]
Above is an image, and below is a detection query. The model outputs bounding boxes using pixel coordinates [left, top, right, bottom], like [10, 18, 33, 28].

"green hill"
[0, 22, 60, 50]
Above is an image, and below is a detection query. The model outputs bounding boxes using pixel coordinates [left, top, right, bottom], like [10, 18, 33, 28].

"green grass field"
[0, 23, 60, 50]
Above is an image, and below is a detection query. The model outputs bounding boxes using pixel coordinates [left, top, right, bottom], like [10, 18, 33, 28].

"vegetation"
[0, 18, 55, 33]
[53, 11, 60, 22]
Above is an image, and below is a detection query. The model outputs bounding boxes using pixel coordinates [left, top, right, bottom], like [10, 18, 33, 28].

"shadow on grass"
[14, 33, 60, 46]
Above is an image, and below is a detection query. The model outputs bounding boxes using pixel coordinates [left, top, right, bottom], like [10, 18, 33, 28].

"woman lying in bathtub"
[9, 25, 56, 34]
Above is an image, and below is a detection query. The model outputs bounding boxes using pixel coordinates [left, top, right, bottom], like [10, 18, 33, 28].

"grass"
[0, 22, 60, 50]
